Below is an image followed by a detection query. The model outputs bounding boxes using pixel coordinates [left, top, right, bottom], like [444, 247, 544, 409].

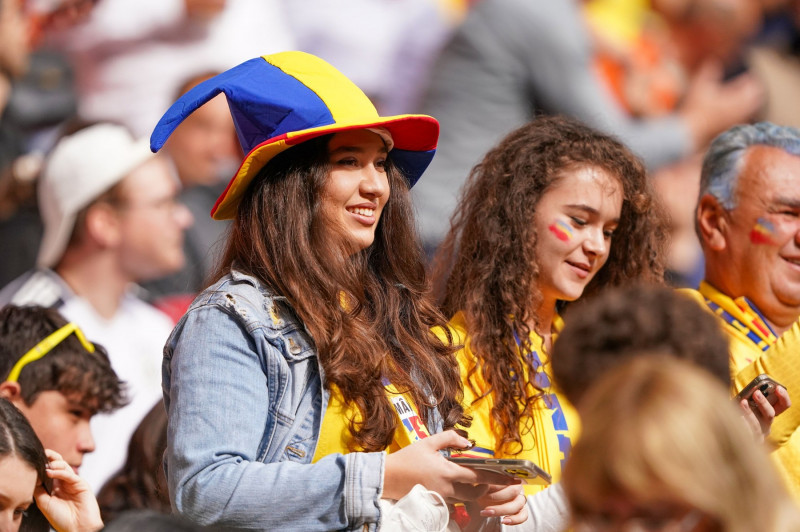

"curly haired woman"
[433, 114, 668, 528]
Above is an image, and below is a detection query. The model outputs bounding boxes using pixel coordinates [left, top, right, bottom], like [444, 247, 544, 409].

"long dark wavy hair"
[433, 115, 668, 453]
[213, 134, 464, 451]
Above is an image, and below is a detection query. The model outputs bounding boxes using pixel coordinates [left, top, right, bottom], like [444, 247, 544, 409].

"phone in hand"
[736, 374, 785, 414]
[447, 456, 552, 485]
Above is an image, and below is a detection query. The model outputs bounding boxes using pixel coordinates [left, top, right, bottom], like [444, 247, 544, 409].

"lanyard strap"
[703, 298, 775, 352]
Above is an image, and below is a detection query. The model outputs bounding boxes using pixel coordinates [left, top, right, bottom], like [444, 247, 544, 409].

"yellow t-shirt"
[681, 282, 800, 501]
[312, 381, 431, 461]
[437, 312, 580, 495]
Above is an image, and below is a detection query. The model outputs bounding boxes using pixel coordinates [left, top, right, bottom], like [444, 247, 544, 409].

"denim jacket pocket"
[260, 298, 316, 363]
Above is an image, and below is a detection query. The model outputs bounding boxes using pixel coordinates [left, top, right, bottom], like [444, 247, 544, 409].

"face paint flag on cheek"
[548, 220, 573, 242]
[750, 217, 776, 245]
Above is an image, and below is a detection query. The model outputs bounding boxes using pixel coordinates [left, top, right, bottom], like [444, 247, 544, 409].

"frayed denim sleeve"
[163, 297, 384, 530]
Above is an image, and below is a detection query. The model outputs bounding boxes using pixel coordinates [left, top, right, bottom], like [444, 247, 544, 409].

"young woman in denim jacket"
[151, 52, 527, 531]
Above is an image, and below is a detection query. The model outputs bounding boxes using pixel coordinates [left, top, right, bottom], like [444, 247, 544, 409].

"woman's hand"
[34, 449, 103, 532]
[383, 430, 518, 502]
[739, 386, 791, 444]
[464, 483, 528, 529]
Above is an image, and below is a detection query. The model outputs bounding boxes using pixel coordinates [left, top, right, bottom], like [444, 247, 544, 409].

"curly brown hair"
[433, 115, 668, 454]
[551, 283, 731, 406]
[214, 134, 464, 451]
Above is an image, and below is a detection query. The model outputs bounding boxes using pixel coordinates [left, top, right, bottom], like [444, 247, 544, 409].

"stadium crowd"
[1, 0, 800, 530]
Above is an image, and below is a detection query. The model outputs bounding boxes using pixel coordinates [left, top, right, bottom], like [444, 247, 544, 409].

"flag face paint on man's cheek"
[750, 217, 776, 245]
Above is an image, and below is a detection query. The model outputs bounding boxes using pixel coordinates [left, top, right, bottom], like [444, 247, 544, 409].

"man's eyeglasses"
[6, 322, 95, 382]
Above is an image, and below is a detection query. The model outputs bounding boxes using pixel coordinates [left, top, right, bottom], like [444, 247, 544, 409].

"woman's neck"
[532, 299, 557, 351]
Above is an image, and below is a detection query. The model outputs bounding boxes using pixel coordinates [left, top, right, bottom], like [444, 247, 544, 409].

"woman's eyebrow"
[565, 204, 598, 214]
[329, 145, 389, 156]
[565, 204, 620, 223]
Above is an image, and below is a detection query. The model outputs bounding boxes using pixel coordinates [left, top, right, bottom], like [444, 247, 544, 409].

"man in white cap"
[0, 122, 193, 492]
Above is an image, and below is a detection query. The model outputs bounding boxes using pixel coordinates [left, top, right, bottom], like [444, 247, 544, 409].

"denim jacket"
[162, 269, 386, 531]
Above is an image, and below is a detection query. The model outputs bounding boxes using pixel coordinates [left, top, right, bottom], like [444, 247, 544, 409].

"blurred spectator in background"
[413, 0, 764, 268]
[748, 0, 800, 128]
[0, 123, 192, 493]
[41, 0, 295, 137]
[0, 0, 31, 158]
[0, 0, 99, 288]
[97, 402, 170, 524]
[0, 305, 126, 478]
[0, 304, 124, 532]
[0, 0, 38, 288]
[585, 0, 765, 287]
[0, 0, 95, 174]
[283, 0, 461, 115]
[563, 357, 800, 532]
[142, 72, 240, 309]
[585, 0, 762, 121]
[100, 510, 223, 532]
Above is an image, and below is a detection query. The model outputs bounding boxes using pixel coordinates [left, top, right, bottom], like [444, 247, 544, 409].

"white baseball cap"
[37, 123, 155, 268]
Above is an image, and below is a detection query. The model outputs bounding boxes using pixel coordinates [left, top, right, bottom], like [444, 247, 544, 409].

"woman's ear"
[696, 194, 728, 252]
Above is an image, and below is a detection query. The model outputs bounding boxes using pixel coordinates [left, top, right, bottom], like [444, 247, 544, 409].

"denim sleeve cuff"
[345, 451, 384, 529]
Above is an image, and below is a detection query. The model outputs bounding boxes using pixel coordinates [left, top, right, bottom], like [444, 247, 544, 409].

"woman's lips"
[566, 260, 591, 279]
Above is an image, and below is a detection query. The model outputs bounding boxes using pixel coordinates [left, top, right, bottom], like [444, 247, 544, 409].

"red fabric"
[152, 293, 195, 325]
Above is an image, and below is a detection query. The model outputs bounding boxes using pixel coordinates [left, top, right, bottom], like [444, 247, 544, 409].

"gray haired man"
[682, 122, 800, 499]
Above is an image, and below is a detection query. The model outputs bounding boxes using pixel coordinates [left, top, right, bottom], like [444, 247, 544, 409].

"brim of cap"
[36, 211, 79, 269]
[211, 114, 438, 220]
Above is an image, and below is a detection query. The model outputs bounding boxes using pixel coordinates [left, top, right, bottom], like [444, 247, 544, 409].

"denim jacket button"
[288, 337, 303, 354]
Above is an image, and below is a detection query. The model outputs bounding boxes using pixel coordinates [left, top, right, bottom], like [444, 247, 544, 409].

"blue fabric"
[390, 148, 436, 188]
[162, 269, 384, 530]
[150, 58, 335, 154]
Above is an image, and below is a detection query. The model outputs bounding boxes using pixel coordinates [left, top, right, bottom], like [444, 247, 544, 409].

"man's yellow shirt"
[681, 282, 800, 500]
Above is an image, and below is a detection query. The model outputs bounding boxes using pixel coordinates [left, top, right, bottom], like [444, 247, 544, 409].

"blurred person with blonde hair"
[564, 356, 800, 532]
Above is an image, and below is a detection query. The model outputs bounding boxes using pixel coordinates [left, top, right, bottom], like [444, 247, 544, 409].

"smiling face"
[0, 455, 36, 532]
[708, 145, 800, 328]
[321, 130, 391, 253]
[533, 165, 623, 308]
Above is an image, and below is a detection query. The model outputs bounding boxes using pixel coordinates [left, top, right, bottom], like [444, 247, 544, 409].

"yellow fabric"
[214, 138, 291, 220]
[312, 382, 431, 462]
[437, 312, 580, 495]
[264, 52, 380, 124]
[680, 283, 800, 501]
[584, 0, 651, 47]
